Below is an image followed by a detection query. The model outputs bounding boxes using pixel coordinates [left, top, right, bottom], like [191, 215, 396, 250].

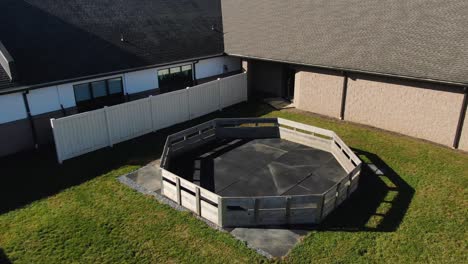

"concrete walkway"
[119, 160, 312, 258]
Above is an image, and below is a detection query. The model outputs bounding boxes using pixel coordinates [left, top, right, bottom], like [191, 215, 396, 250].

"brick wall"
[294, 70, 466, 149]
[346, 77, 464, 147]
[294, 71, 343, 118]
[458, 105, 468, 151]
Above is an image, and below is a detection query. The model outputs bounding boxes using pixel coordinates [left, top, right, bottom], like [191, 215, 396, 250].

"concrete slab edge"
[117, 167, 274, 259]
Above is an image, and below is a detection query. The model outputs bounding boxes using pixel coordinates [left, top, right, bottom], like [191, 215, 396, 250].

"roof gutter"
[0, 53, 225, 95]
[228, 53, 468, 89]
[0, 41, 17, 81]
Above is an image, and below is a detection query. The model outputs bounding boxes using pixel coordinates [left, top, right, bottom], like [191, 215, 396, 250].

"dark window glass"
[181, 65, 192, 72]
[158, 69, 169, 76]
[170, 67, 181, 74]
[181, 65, 192, 78]
[158, 65, 193, 93]
[108, 78, 123, 94]
[91, 81, 107, 98]
[74, 77, 125, 112]
[74, 83, 91, 102]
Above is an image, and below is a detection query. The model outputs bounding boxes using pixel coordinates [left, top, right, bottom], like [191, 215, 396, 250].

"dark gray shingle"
[221, 0, 468, 85]
[0, 0, 224, 91]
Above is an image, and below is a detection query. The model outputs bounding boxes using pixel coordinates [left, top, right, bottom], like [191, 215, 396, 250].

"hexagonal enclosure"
[160, 118, 362, 227]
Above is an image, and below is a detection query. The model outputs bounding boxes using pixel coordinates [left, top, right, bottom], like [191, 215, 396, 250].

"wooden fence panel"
[221, 195, 322, 227]
[161, 168, 220, 225]
[201, 200, 219, 225]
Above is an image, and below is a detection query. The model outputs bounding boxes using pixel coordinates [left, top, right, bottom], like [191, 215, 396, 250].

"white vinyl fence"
[51, 73, 247, 163]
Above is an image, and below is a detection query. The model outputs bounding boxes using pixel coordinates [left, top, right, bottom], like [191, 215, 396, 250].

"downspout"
[340, 72, 349, 120]
[22, 91, 38, 149]
[122, 74, 130, 102]
[55, 86, 66, 116]
[193, 60, 199, 85]
[453, 87, 468, 149]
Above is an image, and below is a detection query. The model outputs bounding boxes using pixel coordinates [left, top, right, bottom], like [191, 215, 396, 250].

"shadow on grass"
[0, 102, 275, 215]
[318, 149, 415, 232]
[0, 248, 11, 264]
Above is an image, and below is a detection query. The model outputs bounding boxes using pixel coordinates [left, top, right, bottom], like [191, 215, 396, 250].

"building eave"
[229, 53, 468, 89]
[0, 53, 226, 95]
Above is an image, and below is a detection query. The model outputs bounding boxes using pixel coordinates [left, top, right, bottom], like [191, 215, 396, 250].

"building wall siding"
[195, 56, 241, 80]
[0, 55, 241, 157]
[0, 118, 33, 157]
[346, 78, 464, 147]
[124, 68, 159, 95]
[294, 70, 465, 148]
[0, 92, 27, 123]
[294, 71, 343, 118]
[34, 108, 78, 145]
[27, 86, 63, 115]
[458, 105, 468, 151]
[56, 83, 77, 108]
[0, 107, 77, 157]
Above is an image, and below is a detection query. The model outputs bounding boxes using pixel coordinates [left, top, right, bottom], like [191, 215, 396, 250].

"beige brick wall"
[346, 78, 464, 147]
[457, 106, 468, 151]
[294, 71, 343, 118]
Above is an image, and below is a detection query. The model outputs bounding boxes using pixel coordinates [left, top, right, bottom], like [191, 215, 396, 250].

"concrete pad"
[126, 162, 162, 192]
[230, 228, 308, 257]
[120, 162, 314, 259]
[263, 97, 295, 110]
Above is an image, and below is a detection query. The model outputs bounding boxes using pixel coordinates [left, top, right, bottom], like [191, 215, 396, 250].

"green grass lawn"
[1, 102, 467, 263]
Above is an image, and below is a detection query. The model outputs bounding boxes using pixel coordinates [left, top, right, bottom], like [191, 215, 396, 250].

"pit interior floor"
[169, 138, 347, 197]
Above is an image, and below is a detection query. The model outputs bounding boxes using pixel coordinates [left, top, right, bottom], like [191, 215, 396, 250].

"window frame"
[73, 77, 124, 107]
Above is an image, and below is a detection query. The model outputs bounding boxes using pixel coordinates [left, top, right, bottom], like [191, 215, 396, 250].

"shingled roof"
[222, 0, 468, 85]
[0, 0, 224, 92]
[0, 66, 20, 91]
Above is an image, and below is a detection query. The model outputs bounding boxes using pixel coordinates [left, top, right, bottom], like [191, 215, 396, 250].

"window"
[158, 69, 169, 76]
[74, 83, 91, 102]
[73, 77, 124, 112]
[170, 67, 181, 74]
[108, 78, 123, 94]
[158, 65, 193, 93]
[91, 81, 107, 98]
[181, 65, 192, 78]
[181, 65, 192, 72]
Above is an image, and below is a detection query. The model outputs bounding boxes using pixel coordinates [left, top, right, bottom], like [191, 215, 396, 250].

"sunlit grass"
[1, 102, 467, 263]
